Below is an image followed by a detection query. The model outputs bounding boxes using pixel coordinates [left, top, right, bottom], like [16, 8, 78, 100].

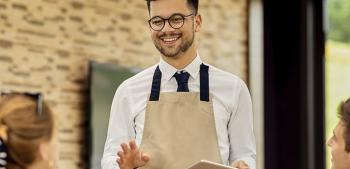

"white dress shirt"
[101, 54, 256, 169]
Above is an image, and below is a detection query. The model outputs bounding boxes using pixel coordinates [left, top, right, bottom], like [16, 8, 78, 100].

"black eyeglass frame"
[148, 13, 195, 31]
[0, 91, 43, 117]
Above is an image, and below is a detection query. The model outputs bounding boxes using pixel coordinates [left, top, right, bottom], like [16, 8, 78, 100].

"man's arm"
[102, 82, 135, 169]
[228, 79, 256, 169]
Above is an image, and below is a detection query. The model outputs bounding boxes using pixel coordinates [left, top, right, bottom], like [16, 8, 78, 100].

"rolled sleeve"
[228, 80, 256, 169]
[101, 81, 135, 169]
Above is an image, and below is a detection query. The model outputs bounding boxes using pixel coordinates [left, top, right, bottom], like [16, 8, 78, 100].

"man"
[327, 98, 350, 169]
[101, 0, 256, 169]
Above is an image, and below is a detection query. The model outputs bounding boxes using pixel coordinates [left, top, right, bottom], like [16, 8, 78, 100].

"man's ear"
[194, 14, 202, 32]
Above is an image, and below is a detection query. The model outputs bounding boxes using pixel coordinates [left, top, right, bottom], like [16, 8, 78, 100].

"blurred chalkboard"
[88, 61, 139, 169]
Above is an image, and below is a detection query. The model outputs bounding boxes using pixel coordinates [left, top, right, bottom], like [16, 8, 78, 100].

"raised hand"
[116, 140, 150, 169]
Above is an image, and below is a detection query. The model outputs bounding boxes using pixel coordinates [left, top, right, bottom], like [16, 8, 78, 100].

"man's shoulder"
[207, 63, 245, 87]
[119, 64, 158, 90]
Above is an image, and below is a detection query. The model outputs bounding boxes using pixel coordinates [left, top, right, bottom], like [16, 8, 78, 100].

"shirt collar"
[159, 52, 202, 81]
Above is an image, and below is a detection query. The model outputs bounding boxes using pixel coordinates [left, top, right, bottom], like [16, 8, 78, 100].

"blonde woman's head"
[0, 94, 58, 169]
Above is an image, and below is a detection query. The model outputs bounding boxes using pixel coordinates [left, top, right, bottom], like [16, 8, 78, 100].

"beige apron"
[139, 64, 222, 169]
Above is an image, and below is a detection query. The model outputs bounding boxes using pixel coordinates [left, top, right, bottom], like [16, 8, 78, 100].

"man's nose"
[162, 20, 176, 32]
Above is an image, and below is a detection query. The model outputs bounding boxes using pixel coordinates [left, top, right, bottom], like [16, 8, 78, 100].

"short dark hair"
[145, 0, 198, 15]
[338, 98, 350, 153]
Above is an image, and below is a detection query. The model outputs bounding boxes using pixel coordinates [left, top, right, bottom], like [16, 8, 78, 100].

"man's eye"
[171, 17, 183, 23]
[152, 20, 163, 26]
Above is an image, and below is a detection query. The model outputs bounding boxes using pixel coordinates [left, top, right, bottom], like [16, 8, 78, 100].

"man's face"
[148, 0, 201, 58]
[327, 121, 350, 169]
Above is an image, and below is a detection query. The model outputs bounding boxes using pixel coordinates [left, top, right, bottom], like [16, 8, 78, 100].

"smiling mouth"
[160, 36, 180, 45]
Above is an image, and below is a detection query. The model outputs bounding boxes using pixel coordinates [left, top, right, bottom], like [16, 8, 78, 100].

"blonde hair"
[0, 94, 54, 169]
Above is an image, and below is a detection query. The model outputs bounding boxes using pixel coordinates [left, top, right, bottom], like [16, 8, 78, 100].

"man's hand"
[231, 160, 249, 169]
[116, 140, 150, 169]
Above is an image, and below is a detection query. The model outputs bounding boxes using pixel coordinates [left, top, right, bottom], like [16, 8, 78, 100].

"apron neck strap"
[200, 64, 210, 102]
[149, 63, 210, 102]
[149, 66, 162, 101]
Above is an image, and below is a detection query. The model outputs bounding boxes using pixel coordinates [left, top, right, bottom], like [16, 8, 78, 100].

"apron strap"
[200, 63, 210, 102]
[149, 66, 162, 101]
[149, 64, 210, 101]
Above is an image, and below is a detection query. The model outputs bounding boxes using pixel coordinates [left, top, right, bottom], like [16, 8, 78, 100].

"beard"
[152, 26, 195, 58]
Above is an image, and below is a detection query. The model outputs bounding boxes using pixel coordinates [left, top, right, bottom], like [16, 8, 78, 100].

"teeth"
[162, 37, 178, 42]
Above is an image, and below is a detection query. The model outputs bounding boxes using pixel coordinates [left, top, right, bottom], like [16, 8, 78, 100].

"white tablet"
[187, 160, 238, 169]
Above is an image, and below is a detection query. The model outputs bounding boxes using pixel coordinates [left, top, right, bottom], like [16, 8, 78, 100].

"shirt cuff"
[101, 156, 119, 169]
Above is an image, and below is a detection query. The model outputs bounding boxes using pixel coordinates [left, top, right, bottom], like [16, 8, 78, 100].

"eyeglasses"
[0, 91, 43, 116]
[148, 13, 195, 31]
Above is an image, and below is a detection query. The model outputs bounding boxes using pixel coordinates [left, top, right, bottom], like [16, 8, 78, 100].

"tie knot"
[174, 71, 190, 84]
[173, 71, 190, 92]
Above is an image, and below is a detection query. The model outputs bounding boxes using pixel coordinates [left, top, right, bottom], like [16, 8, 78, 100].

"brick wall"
[0, 0, 248, 168]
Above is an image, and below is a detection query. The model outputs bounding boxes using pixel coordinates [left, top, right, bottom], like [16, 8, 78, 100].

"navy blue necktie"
[174, 71, 190, 92]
